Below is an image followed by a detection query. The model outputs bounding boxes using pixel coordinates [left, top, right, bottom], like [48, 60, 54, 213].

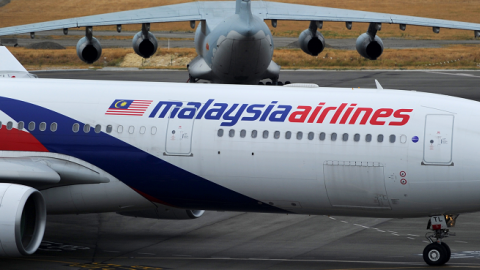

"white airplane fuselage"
[1, 79, 480, 219]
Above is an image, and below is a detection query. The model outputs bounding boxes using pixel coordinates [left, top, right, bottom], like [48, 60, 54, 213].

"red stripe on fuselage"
[0, 127, 48, 152]
[131, 187, 176, 207]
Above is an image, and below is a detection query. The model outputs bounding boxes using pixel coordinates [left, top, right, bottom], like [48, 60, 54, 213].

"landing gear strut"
[187, 74, 199, 83]
[423, 215, 457, 266]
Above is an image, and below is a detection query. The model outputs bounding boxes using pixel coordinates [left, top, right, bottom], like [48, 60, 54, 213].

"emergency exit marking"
[400, 179, 407, 185]
[400, 171, 406, 177]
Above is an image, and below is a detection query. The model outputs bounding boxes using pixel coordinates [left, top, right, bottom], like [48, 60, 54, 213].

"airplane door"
[165, 107, 196, 156]
[423, 114, 454, 165]
[324, 161, 391, 210]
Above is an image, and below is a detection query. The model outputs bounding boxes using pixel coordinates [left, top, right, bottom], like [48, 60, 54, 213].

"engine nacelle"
[0, 184, 46, 256]
[356, 33, 384, 60]
[132, 31, 158, 58]
[118, 207, 205, 220]
[76, 36, 102, 64]
[298, 29, 325, 56]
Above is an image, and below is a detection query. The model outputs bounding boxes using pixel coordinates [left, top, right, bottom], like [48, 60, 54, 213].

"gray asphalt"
[4, 70, 480, 270]
[2, 29, 479, 49]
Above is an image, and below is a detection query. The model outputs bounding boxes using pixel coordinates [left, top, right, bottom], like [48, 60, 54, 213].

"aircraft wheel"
[285, 81, 291, 85]
[441, 242, 451, 263]
[423, 243, 448, 266]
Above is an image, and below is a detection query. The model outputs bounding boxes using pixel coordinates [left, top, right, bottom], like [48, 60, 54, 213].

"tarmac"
[3, 70, 480, 270]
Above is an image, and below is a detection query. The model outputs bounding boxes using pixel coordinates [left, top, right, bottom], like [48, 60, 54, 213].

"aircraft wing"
[0, 1, 479, 36]
[0, 2, 214, 35]
[0, 157, 109, 189]
[254, 2, 480, 32]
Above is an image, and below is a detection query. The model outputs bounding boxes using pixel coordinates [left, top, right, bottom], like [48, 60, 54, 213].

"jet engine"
[0, 184, 46, 256]
[356, 23, 384, 60]
[118, 207, 205, 220]
[132, 23, 158, 58]
[76, 36, 102, 64]
[298, 28, 325, 56]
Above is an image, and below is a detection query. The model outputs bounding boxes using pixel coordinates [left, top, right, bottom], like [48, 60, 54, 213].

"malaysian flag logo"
[105, 99, 153, 116]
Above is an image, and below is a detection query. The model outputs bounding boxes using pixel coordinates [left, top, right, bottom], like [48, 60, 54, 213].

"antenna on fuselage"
[375, 79, 384, 90]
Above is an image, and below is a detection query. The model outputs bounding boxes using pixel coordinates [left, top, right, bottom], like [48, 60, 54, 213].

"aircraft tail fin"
[0, 46, 36, 78]
[0, 46, 27, 72]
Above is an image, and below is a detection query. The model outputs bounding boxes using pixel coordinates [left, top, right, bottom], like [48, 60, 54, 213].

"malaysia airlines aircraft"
[1, 0, 480, 84]
[0, 46, 478, 266]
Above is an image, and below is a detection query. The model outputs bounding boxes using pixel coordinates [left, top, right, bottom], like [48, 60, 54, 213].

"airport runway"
[4, 70, 480, 270]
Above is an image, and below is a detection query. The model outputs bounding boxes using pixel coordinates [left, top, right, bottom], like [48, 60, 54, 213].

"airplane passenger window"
[217, 129, 224, 137]
[151, 126, 157, 135]
[354, 133, 360, 142]
[297, 132, 303, 140]
[107, 125, 113, 133]
[117, 125, 123, 133]
[28, 121, 35, 131]
[240, 129, 246, 138]
[229, 129, 235, 137]
[0, 121, 2, 129]
[366, 134, 372, 142]
[39, 122, 46, 131]
[342, 133, 348, 141]
[308, 132, 314, 140]
[128, 126, 134, 134]
[389, 134, 396, 143]
[83, 124, 90, 133]
[6, 121, 13, 130]
[319, 132, 326, 141]
[50, 122, 57, 132]
[274, 131, 280, 139]
[72, 123, 80, 133]
[377, 134, 384, 142]
[18, 121, 24, 130]
[251, 130, 257, 138]
[263, 130, 269, 139]
[140, 126, 146, 134]
[285, 131, 291, 139]
[94, 124, 101, 133]
[331, 133, 337, 141]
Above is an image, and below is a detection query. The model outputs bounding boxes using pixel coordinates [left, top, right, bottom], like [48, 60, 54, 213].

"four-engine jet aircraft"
[1, 0, 480, 84]
[0, 46, 479, 266]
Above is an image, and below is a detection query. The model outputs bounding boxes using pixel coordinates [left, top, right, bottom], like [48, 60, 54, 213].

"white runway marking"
[425, 71, 480, 78]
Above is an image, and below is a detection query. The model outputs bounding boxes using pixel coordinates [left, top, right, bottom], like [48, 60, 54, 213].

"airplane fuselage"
[1, 79, 480, 219]
[188, 0, 279, 84]
[194, 13, 274, 84]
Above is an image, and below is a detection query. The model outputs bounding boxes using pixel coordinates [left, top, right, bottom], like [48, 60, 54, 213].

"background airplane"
[1, 0, 480, 84]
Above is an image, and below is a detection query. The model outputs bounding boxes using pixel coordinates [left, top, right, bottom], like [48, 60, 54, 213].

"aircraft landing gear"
[187, 74, 199, 83]
[422, 215, 457, 266]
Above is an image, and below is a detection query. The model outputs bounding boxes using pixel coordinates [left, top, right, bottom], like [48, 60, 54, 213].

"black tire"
[423, 243, 447, 266]
[441, 242, 451, 263]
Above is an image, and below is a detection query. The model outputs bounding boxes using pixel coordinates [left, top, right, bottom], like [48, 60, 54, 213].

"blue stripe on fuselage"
[0, 97, 288, 213]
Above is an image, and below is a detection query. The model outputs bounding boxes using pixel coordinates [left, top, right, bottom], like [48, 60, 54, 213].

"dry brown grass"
[273, 45, 480, 69]
[8, 45, 480, 70]
[8, 47, 133, 69]
[1, 0, 479, 39]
